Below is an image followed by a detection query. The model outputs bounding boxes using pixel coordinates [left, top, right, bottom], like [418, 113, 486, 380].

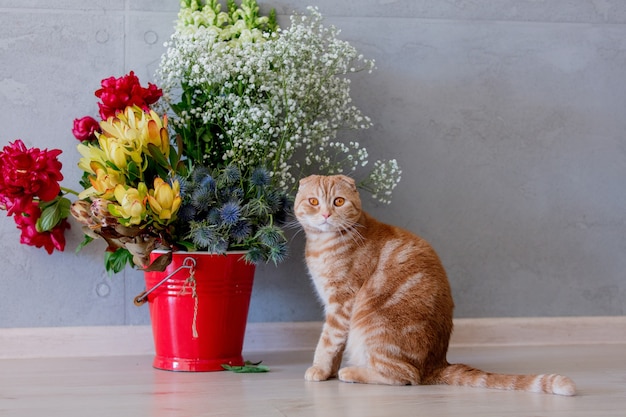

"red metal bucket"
[141, 251, 255, 372]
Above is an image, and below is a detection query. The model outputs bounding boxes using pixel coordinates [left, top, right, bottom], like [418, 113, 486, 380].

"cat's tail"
[431, 363, 576, 396]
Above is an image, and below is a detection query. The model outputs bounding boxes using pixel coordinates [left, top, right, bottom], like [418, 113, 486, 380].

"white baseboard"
[449, 316, 626, 347]
[1, 316, 624, 359]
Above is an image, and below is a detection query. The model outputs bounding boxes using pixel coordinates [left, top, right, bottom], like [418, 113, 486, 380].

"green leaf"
[127, 160, 140, 183]
[58, 196, 71, 217]
[36, 197, 71, 232]
[76, 235, 94, 253]
[38, 199, 57, 210]
[148, 143, 170, 169]
[176, 240, 196, 251]
[153, 163, 169, 181]
[222, 361, 269, 373]
[104, 248, 134, 275]
[105, 160, 120, 171]
[169, 143, 180, 169]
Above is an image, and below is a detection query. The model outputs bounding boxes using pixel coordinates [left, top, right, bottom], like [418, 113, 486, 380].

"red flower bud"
[72, 116, 101, 142]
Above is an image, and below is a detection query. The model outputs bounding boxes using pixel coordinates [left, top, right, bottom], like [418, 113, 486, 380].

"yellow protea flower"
[77, 142, 107, 175]
[79, 106, 171, 188]
[78, 163, 125, 200]
[144, 110, 170, 158]
[91, 165, 125, 197]
[147, 178, 181, 224]
[106, 106, 170, 157]
[98, 112, 144, 171]
[108, 183, 148, 226]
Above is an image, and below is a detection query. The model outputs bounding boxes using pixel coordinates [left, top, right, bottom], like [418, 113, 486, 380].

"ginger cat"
[294, 174, 576, 396]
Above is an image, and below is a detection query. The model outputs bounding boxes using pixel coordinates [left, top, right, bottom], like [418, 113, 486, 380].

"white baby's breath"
[157, 2, 401, 203]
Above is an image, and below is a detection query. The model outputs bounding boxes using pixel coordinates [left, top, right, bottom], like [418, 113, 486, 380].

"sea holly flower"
[72, 116, 101, 142]
[147, 178, 181, 224]
[250, 167, 270, 188]
[219, 201, 241, 226]
[108, 183, 149, 226]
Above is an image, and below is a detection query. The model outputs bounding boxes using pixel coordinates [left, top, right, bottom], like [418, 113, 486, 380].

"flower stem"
[60, 186, 80, 196]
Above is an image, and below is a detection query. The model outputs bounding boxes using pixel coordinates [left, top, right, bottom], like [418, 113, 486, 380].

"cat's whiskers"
[336, 219, 366, 247]
[280, 218, 311, 242]
[283, 218, 304, 232]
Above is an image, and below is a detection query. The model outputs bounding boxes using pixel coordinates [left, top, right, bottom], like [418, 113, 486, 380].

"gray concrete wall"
[1, 0, 625, 327]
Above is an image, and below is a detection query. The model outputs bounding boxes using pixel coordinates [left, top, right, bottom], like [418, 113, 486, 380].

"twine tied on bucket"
[134, 256, 199, 338]
[179, 268, 199, 338]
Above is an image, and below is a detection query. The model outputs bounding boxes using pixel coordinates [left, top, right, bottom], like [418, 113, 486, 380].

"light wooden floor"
[1, 343, 625, 417]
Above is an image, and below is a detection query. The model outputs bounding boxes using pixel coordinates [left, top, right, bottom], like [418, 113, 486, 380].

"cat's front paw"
[305, 366, 332, 382]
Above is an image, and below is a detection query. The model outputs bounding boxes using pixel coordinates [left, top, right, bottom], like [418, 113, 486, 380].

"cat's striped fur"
[294, 174, 576, 396]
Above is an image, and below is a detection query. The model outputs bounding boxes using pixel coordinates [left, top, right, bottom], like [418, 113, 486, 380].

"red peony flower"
[13, 201, 70, 254]
[0, 139, 63, 215]
[0, 194, 32, 217]
[95, 71, 162, 119]
[72, 116, 101, 142]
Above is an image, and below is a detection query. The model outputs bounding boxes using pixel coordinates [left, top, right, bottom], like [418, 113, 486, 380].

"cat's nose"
[321, 212, 331, 219]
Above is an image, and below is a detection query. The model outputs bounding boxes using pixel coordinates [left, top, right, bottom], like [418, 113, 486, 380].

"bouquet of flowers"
[0, 0, 401, 275]
[69, 71, 291, 273]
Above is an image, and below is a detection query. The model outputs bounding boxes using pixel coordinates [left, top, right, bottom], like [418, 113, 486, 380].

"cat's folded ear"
[336, 175, 357, 190]
[299, 175, 319, 186]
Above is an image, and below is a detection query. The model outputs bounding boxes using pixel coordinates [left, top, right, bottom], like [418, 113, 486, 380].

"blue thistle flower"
[178, 204, 197, 222]
[190, 223, 215, 248]
[210, 236, 229, 254]
[231, 220, 252, 242]
[244, 247, 265, 264]
[191, 165, 211, 183]
[265, 190, 281, 212]
[219, 201, 241, 226]
[257, 225, 283, 246]
[222, 165, 241, 184]
[228, 186, 244, 201]
[192, 187, 212, 210]
[269, 241, 288, 264]
[207, 208, 221, 225]
[199, 174, 216, 193]
[251, 167, 271, 187]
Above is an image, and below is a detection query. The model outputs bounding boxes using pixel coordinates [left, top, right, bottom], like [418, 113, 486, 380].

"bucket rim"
[151, 249, 249, 255]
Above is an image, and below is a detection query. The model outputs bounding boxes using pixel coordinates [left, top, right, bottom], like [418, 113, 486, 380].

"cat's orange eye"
[334, 197, 345, 207]
[308, 198, 319, 206]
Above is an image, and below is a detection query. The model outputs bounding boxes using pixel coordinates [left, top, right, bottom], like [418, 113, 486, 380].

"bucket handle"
[133, 257, 197, 306]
